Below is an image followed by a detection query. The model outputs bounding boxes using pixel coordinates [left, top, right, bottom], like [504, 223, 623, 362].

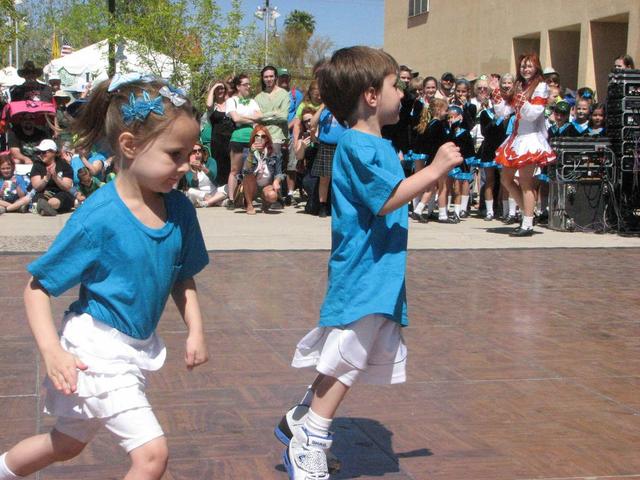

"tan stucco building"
[384, 0, 639, 98]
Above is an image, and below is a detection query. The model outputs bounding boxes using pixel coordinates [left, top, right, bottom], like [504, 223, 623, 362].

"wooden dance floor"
[1, 249, 639, 480]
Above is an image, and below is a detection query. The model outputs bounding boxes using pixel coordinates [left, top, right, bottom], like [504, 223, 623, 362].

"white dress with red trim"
[494, 82, 556, 168]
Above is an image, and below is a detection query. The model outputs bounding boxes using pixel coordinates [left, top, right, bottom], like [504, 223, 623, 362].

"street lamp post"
[255, 0, 279, 65]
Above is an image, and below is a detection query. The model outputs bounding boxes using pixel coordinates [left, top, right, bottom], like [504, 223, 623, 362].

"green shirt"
[255, 87, 290, 143]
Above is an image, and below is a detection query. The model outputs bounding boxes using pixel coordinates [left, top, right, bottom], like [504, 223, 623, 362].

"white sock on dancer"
[508, 198, 517, 217]
[453, 204, 461, 216]
[414, 202, 425, 215]
[522, 216, 534, 230]
[461, 195, 469, 213]
[502, 200, 509, 217]
[486, 200, 494, 216]
[0, 453, 20, 479]
[303, 408, 332, 439]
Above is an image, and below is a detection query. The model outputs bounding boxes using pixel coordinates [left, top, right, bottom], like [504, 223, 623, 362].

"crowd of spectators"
[0, 53, 636, 220]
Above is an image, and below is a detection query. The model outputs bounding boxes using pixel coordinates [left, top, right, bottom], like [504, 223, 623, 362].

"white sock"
[414, 202, 425, 215]
[453, 204, 461, 216]
[508, 198, 517, 216]
[0, 453, 20, 479]
[439, 208, 449, 220]
[447, 195, 452, 209]
[502, 200, 509, 216]
[522, 215, 534, 230]
[412, 196, 420, 209]
[299, 385, 314, 407]
[461, 195, 469, 212]
[486, 200, 494, 216]
[304, 408, 332, 438]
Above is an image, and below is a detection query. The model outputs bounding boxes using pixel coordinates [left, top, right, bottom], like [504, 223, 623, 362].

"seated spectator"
[70, 147, 105, 185]
[0, 152, 30, 214]
[75, 167, 104, 205]
[29, 139, 74, 216]
[183, 142, 227, 208]
[53, 90, 73, 148]
[241, 126, 285, 215]
[8, 114, 48, 164]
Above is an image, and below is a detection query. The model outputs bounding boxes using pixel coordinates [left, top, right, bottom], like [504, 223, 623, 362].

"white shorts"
[292, 315, 407, 387]
[55, 407, 164, 453]
[186, 185, 228, 203]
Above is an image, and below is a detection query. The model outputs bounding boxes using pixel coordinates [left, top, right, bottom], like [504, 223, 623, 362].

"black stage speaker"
[548, 180, 608, 232]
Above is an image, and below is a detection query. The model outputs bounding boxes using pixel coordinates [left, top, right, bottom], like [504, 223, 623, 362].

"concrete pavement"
[2, 203, 640, 252]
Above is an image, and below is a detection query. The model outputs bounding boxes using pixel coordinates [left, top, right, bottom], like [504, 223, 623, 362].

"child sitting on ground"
[0, 152, 31, 214]
[75, 167, 104, 205]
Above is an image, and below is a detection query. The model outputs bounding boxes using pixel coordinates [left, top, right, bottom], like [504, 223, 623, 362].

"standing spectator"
[225, 74, 262, 208]
[278, 68, 303, 126]
[614, 54, 635, 70]
[435, 72, 455, 101]
[206, 81, 233, 185]
[8, 114, 48, 164]
[278, 68, 304, 203]
[310, 104, 347, 217]
[0, 153, 30, 214]
[255, 66, 290, 160]
[48, 74, 62, 94]
[422, 76, 438, 103]
[29, 139, 74, 216]
[382, 65, 415, 159]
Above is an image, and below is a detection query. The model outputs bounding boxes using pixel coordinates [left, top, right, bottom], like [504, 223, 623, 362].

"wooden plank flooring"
[0, 249, 639, 479]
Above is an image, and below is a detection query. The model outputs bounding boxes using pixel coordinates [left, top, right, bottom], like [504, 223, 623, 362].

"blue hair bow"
[121, 91, 165, 124]
[108, 72, 156, 92]
[158, 86, 187, 107]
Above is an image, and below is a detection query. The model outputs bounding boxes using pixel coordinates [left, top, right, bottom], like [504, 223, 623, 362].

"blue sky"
[226, 0, 385, 50]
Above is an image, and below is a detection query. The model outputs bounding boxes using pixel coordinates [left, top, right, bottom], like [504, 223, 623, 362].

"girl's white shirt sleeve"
[520, 82, 548, 122]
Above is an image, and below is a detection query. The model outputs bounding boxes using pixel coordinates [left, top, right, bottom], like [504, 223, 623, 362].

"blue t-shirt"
[287, 88, 304, 124]
[28, 181, 209, 339]
[319, 129, 408, 327]
[318, 109, 348, 145]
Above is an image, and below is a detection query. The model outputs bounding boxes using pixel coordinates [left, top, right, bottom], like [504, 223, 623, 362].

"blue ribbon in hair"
[121, 91, 165, 124]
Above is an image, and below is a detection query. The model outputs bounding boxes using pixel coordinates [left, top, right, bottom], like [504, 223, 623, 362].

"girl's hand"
[43, 347, 88, 395]
[185, 333, 208, 370]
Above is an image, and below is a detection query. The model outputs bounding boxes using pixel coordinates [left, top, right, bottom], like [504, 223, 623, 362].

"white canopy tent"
[44, 39, 188, 92]
[0, 66, 25, 87]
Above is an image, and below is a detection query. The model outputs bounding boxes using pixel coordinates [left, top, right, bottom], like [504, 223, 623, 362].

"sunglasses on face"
[191, 148, 203, 154]
[254, 134, 267, 139]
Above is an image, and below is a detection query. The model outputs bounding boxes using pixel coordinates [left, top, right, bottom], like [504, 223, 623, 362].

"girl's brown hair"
[0, 152, 14, 174]
[70, 78, 194, 156]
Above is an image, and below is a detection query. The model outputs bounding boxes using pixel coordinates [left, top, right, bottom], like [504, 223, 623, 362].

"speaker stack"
[548, 137, 614, 232]
[606, 68, 640, 232]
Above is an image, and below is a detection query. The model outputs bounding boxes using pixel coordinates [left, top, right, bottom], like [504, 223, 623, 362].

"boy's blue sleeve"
[346, 144, 404, 215]
[176, 202, 209, 282]
[27, 217, 99, 296]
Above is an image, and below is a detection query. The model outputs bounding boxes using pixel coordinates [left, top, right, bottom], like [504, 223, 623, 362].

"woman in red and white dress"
[494, 53, 555, 236]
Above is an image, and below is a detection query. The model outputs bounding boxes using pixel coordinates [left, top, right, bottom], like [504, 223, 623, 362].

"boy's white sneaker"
[275, 405, 341, 473]
[283, 427, 331, 480]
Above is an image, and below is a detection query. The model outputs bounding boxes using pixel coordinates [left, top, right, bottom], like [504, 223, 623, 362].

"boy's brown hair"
[316, 46, 399, 127]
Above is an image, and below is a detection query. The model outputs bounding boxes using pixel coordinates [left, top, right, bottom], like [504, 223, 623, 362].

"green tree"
[0, 0, 28, 66]
[283, 9, 315, 37]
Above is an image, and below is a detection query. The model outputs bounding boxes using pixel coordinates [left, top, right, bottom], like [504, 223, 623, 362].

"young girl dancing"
[0, 74, 210, 480]
[495, 54, 556, 236]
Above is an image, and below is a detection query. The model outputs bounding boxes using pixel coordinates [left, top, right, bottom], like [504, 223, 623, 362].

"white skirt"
[44, 313, 166, 419]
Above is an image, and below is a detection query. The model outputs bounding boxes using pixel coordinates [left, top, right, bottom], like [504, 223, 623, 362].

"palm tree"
[284, 10, 315, 37]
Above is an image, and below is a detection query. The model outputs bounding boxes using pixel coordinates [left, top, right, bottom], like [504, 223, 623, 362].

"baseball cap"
[542, 67, 558, 76]
[35, 139, 58, 152]
[277, 68, 290, 77]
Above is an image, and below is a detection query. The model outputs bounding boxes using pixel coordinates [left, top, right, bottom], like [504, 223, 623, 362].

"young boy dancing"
[274, 46, 463, 479]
